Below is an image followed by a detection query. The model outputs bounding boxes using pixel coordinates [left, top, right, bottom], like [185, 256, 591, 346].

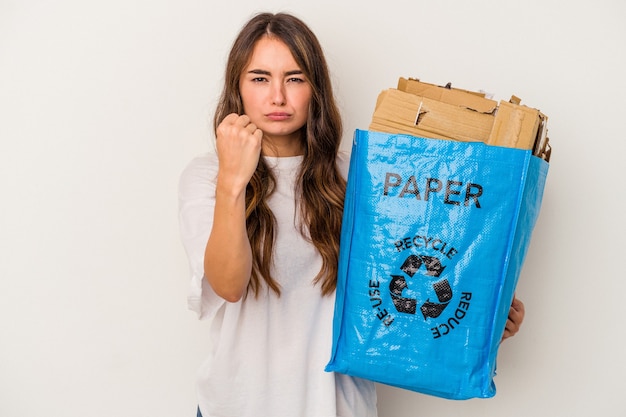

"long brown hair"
[213, 12, 345, 297]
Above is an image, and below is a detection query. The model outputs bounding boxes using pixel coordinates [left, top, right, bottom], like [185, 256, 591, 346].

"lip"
[265, 112, 291, 121]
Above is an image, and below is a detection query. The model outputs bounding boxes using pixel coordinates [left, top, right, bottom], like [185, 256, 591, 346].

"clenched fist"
[215, 113, 264, 193]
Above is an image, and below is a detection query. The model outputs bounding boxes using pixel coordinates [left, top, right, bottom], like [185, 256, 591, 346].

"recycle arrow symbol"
[389, 254, 453, 319]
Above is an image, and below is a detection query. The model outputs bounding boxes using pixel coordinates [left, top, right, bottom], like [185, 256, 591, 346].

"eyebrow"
[247, 69, 304, 76]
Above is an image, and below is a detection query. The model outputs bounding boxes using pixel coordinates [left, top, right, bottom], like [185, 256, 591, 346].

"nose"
[270, 82, 286, 106]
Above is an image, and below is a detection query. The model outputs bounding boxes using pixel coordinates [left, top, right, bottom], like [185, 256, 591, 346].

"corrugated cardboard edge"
[398, 77, 498, 114]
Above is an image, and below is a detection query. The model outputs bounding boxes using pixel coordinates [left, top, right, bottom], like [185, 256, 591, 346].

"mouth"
[266, 112, 291, 121]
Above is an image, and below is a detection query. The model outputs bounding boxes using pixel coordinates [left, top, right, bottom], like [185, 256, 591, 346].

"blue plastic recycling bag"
[326, 129, 548, 399]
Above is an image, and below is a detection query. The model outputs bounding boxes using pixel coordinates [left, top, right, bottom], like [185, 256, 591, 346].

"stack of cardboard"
[369, 77, 551, 162]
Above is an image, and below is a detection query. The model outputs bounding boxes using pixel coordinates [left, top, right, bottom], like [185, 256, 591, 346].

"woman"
[179, 12, 524, 417]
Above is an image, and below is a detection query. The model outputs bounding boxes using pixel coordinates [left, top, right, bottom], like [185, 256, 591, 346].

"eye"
[251, 76, 268, 83]
[287, 77, 306, 83]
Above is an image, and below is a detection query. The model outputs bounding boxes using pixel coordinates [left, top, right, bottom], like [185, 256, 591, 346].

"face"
[239, 36, 312, 155]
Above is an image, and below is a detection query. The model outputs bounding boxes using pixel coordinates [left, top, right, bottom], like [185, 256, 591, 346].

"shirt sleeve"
[178, 152, 226, 320]
[337, 150, 351, 180]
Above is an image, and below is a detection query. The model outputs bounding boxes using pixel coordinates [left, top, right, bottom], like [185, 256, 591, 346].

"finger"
[502, 328, 512, 340]
[245, 122, 258, 134]
[221, 113, 240, 125]
[511, 297, 525, 314]
[216, 114, 241, 140]
[511, 307, 524, 324]
[252, 127, 264, 141]
[506, 316, 520, 333]
[509, 298, 525, 327]
[234, 114, 251, 127]
[501, 319, 517, 341]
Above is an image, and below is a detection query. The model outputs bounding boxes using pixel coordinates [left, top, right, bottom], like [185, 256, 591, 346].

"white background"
[1, 0, 624, 416]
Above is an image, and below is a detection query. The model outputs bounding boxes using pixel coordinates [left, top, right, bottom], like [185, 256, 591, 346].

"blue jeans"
[196, 407, 202, 417]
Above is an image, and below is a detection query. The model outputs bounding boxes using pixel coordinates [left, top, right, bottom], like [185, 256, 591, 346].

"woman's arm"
[204, 114, 263, 302]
